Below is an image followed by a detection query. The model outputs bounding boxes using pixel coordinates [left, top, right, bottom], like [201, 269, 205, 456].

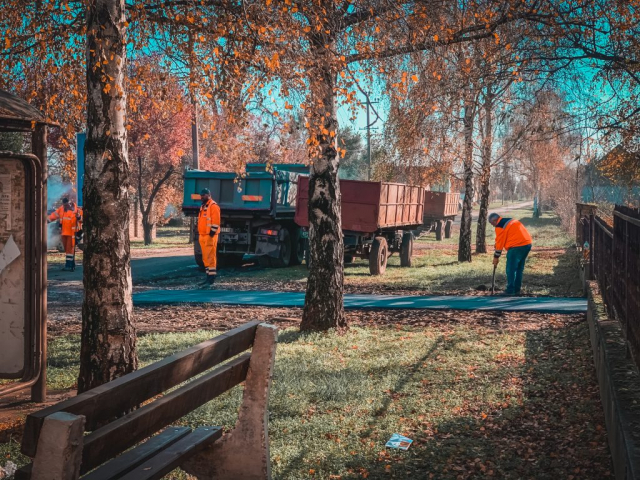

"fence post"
[625, 218, 630, 358]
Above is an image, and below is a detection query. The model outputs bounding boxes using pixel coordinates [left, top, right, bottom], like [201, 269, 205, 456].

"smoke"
[47, 176, 75, 249]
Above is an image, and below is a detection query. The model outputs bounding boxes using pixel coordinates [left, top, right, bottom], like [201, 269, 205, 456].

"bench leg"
[182, 323, 277, 480]
[32, 412, 85, 480]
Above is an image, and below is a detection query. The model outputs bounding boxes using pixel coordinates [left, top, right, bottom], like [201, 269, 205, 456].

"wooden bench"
[16, 321, 277, 480]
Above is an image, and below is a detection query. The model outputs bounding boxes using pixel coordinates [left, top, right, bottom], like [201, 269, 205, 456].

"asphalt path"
[47, 248, 198, 286]
[133, 289, 587, 314]
[453, 200, 534, 226]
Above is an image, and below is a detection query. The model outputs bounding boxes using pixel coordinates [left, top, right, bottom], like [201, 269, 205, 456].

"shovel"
[490, 264, 497, 295]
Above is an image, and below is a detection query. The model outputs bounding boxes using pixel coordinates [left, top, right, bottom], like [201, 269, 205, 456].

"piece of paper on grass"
[385, 433, 413, 450]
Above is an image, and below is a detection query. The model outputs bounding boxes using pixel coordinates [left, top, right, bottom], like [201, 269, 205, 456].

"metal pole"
[366, 98, 371, 181]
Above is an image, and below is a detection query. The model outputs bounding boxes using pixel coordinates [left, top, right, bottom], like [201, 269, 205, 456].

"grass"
[130, 225, 190, 249]
[1, 321, 611, 479]
[215, 207, 583, 297]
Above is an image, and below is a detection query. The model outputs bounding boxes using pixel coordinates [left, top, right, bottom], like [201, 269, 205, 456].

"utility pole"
[188, 33, 199, 244]
[362, 92, 380, 181]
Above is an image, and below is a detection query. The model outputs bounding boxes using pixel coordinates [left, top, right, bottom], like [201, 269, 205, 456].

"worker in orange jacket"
[197, 188, 220, 285]
[48, 197, 82, 271]
[489, 213, 532, 296]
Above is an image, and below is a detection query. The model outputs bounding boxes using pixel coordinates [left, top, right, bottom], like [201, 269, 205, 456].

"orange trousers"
[61, 235, 75, 255]
[199, 233, 218, 276]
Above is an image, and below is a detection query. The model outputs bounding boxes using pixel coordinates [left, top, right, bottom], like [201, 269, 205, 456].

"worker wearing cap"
[197, 188, 221, 285]
[48, 197, 81, 271]
[489, 213, 532, 296]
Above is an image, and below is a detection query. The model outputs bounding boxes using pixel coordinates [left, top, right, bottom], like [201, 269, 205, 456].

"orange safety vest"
[49, 205, 80, 236]
[494, 216, 532, 257]
[197, 199, 221, 236]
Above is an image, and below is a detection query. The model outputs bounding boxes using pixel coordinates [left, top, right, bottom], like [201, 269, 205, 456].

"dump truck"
[422, 191, 460, 240]
[295, 177, 424, 275]
[182, 163, 309, 268]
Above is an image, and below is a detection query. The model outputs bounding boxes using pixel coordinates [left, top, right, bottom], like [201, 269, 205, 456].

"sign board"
[0, 157, 27, 377]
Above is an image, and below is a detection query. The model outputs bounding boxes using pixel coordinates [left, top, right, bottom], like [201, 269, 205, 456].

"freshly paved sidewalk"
[133, 289, 587, 314]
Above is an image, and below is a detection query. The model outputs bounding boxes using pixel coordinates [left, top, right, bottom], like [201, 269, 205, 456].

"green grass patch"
[1, 321, 610, 478]
[217, 208, 582, 296]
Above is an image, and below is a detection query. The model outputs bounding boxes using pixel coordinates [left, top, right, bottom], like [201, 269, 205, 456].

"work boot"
[62, 259, 72, 271]
[207, 275, 216, 286]
[70, 260, 76, 272]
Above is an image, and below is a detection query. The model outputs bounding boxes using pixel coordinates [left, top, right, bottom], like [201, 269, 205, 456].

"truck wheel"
[195, 252, 205, 269]
[369, 236, 388, 275]
[218, 253, 244, 268]
[290, 228, 306, 266]
[400, 232, 413, 267]
[444, 219, 453, 239]
[435, 220, 444, 241]
[344, 255, 354, 264]
[271, 228, 292, 268]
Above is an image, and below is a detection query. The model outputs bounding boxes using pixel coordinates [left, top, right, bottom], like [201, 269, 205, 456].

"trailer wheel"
[271, 228, 292, 268]
[444, 219, 453, 239]
[218, 253, 244, 268]
[290, 228, 306, 266]
[400, 232, 413, 267]
[369, 236, 388, 275]
[435, 220, 444, 241]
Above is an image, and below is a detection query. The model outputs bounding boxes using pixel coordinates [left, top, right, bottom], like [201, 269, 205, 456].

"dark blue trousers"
[505, 244, 532, 294]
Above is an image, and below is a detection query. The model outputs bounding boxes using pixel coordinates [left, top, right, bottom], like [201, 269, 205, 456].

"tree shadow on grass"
[338, 321, 612, 480]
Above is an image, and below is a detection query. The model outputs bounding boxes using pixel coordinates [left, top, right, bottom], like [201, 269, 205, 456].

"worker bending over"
[488, 213, 532, 296]
[198, 188, 220, 286]
[48, 197, 82, 271]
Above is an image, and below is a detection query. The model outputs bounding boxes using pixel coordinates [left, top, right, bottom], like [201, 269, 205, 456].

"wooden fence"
[578, 204, 640, 363]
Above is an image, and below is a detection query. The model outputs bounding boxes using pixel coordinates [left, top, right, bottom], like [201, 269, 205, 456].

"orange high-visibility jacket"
[49, 205, 80, 236]
[197, 199, 221, 236]
[494, 216, 532, 258]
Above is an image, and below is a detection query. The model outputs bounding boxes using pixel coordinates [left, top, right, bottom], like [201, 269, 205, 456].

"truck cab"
[182, 163, 308, 268]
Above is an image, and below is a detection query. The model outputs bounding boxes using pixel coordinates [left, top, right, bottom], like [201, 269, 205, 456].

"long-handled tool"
[490, 264, 497, 295]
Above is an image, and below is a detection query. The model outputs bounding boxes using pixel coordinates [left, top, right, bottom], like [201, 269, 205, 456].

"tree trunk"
[458, 95, 476, 263]
[300, 43, 346, 333]
[142, 216, 154, 246]
[476, 90, 494, 254]
[79, 0, 137, 393]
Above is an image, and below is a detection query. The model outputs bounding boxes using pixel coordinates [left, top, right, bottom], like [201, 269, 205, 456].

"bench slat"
[80, 426, 191, 480]
[80, 352, 251, 474]
[118, 426, 222, 480]
[22, 321, 259, 457]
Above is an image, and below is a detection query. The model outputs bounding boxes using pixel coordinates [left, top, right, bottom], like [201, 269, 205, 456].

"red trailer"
[295, 177, 424, 275]
[422, 191, 460, 240]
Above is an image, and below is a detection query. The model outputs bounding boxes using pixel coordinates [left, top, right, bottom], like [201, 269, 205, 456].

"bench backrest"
[21, 321, 267, 475]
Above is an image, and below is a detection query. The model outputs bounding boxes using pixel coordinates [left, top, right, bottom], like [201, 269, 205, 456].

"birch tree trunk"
[79, 0, 138, 392]
[476, 90, 494, 254]
[300, 39, 346, 332]
[458, 95, 476, 263]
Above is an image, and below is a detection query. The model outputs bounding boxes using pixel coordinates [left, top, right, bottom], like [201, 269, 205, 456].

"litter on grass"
[385, 434, 413, 450]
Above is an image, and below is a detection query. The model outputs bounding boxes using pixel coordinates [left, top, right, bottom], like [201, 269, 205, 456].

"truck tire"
[400, 232, 413, 267]
[218, 253, 244, 268]
[290, 227, 306, 266]
[271, 228, 292, 268]
[435, 220, 444, 241]
[195, 252, 205, 269]
[369, 236, 388, 275]
[444, 219, 453, 239]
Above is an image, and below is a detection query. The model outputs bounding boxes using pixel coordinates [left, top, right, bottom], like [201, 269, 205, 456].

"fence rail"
[579, 203, 640, 366]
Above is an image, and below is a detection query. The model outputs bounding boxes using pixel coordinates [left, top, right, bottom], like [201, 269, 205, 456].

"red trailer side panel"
[423, 191, 460, 219]
[295, 176, 424, 233]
